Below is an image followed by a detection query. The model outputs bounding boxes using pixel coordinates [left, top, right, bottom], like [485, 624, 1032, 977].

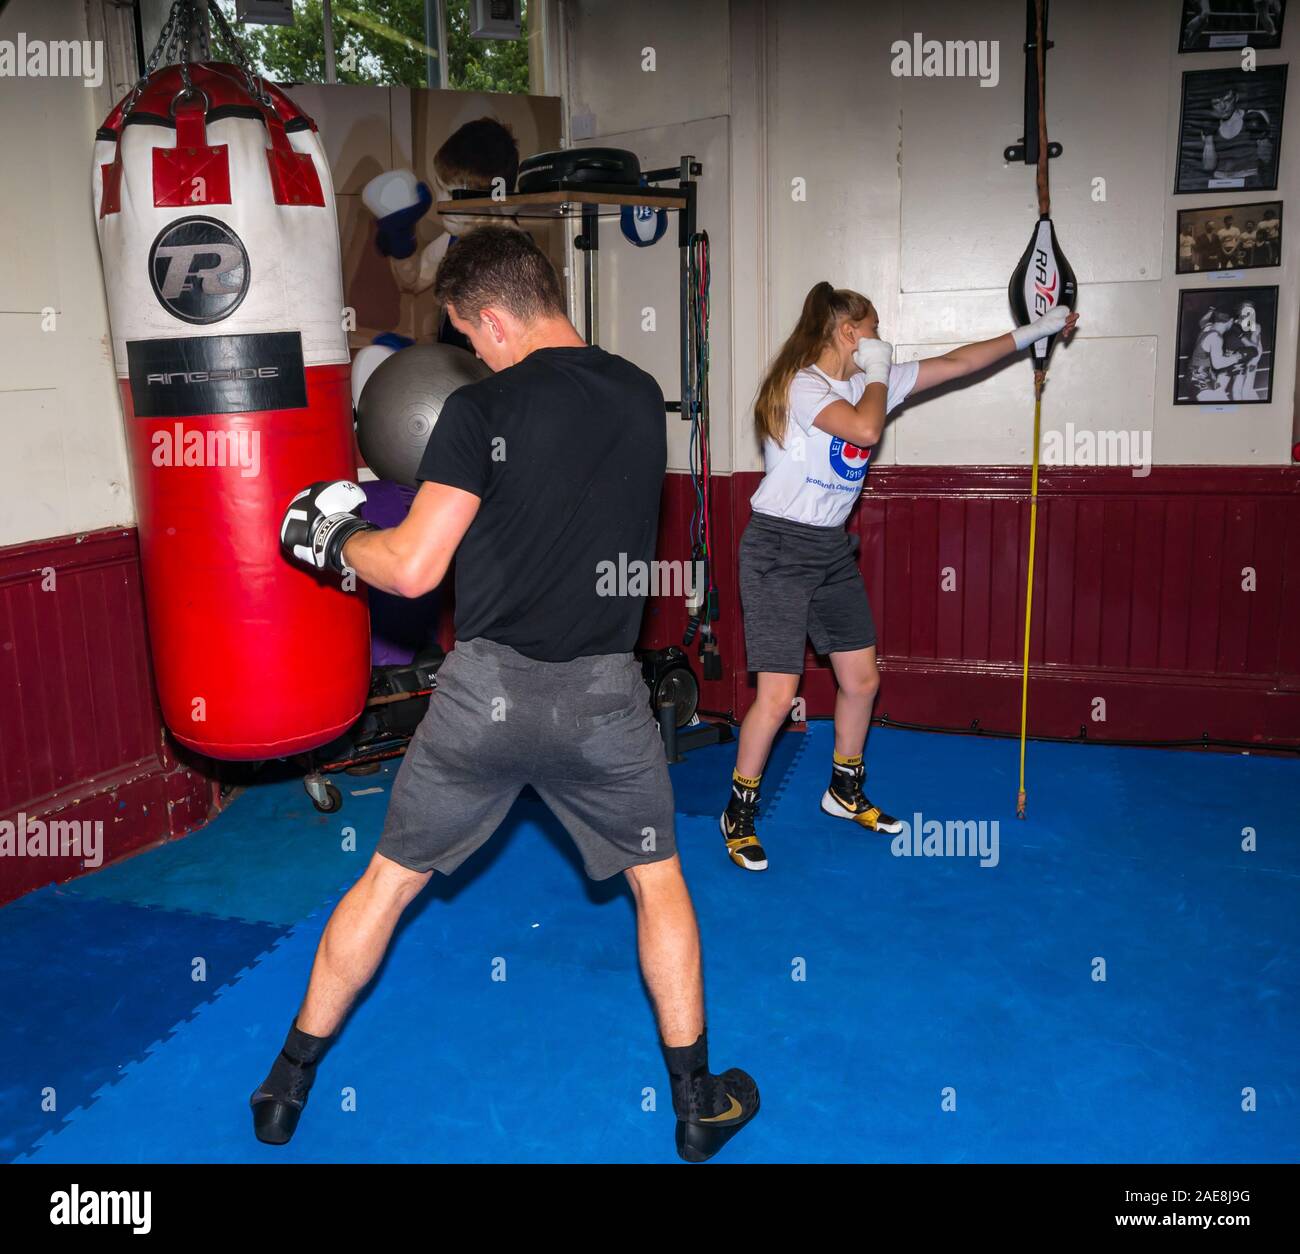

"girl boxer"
[720, 282, 1078, 871]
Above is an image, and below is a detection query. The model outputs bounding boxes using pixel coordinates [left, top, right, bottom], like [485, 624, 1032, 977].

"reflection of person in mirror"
[362, 118, 522, 349]
[391, 119, 522, 299]
[1200, 87, 1275, 185]
[1223, 300, 1264, 401]
[1188, 306, 1243, 401]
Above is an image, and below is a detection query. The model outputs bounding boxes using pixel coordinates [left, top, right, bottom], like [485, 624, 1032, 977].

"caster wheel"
[308, 781, 343, 813]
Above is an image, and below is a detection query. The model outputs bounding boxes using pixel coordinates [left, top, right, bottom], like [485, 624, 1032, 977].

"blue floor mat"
[5, 724, 1298, 1163]
[62, 767, 395, 926]
[0, 890, 285, 1160]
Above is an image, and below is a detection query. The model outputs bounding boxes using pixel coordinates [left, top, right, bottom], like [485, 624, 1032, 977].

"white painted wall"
[577, 116, 732, 472]
[0, 0, 135, 546]
[564, 0, 731, 141]
[560, 0, 1300, 473]
[563, 0, 735, 471]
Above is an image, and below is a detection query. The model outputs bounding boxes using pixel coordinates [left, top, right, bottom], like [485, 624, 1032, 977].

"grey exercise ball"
[355, 344, 490, 487]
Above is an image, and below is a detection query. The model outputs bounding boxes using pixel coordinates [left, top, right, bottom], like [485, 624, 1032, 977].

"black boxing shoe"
[675, 1066, 761, 1163]
[250, 1020, 331, 1146]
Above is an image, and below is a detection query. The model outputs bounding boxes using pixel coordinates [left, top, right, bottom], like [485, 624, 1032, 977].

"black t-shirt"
[415, 345, 666, 662]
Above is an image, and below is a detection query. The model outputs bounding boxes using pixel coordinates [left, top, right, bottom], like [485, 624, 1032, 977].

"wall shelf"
[434, 186, 687, 220]
[437, 158, 701, 421]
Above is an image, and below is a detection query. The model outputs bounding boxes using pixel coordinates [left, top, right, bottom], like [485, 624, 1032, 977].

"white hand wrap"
[853, 337, 894, 388]
[1012, 305, 1070, 351]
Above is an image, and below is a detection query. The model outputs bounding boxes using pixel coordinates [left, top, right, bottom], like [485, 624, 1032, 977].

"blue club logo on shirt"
[828, 437, 873, 483]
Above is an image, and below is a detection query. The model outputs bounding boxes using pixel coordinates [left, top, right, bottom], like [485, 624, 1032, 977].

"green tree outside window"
[213, 0, 530, 92]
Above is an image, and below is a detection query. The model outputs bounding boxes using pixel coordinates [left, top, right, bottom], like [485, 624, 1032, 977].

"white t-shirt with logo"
[749, 360, 919, 528]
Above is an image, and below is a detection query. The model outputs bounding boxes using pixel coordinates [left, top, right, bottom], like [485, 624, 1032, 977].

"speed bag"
[1009, 214, 1078, 370]
[93, 64, 369, 760]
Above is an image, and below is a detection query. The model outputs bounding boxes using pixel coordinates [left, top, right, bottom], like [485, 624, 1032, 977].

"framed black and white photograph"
[1175, 65, 1287, 193]
[1179, 0, 1287, 52]
[1177, 201, 1284, 271]
[1174, 286, 1278, 404]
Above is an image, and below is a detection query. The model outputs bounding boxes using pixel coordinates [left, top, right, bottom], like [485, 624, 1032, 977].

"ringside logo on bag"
[148, 216, 250, 324]
[126, 332, 307, 418]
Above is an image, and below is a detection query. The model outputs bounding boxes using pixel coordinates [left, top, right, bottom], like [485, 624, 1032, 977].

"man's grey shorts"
[738, 511, 876, 674]
[377, 636, 677, 881]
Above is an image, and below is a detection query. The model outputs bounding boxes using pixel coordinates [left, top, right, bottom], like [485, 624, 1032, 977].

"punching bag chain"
[122, 0, 274, 125]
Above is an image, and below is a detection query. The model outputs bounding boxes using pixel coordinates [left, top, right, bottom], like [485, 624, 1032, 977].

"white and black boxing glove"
[279, 481, 377, 575]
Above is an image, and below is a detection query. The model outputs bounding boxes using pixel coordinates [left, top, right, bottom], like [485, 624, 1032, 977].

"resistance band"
[684, 229, 719, 676]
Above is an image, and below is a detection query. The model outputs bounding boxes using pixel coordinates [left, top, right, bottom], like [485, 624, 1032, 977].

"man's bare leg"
[625, 854, 704, 1045]
[252, 852, 430, 1143]
[625, 855, 759, 1160]
[297, 852, 432, 1036]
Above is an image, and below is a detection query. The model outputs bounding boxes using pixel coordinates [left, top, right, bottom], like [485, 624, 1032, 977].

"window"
[208, 0, 531, 92]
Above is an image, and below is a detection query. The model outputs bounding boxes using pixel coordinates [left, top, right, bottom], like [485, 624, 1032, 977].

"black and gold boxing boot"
[821, 751, 902, 834]
[662, 1031, 760, 1163]
[720, 771, 768, 871]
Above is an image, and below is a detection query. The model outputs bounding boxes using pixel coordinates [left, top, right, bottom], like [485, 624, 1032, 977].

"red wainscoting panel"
[4, 465, 1294, 907]
[715, 466, 1300, 746]
[0, 528, 215, 906]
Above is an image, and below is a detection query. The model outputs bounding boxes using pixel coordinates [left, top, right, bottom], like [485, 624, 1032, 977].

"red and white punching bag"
[93, 62, 369, 759]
